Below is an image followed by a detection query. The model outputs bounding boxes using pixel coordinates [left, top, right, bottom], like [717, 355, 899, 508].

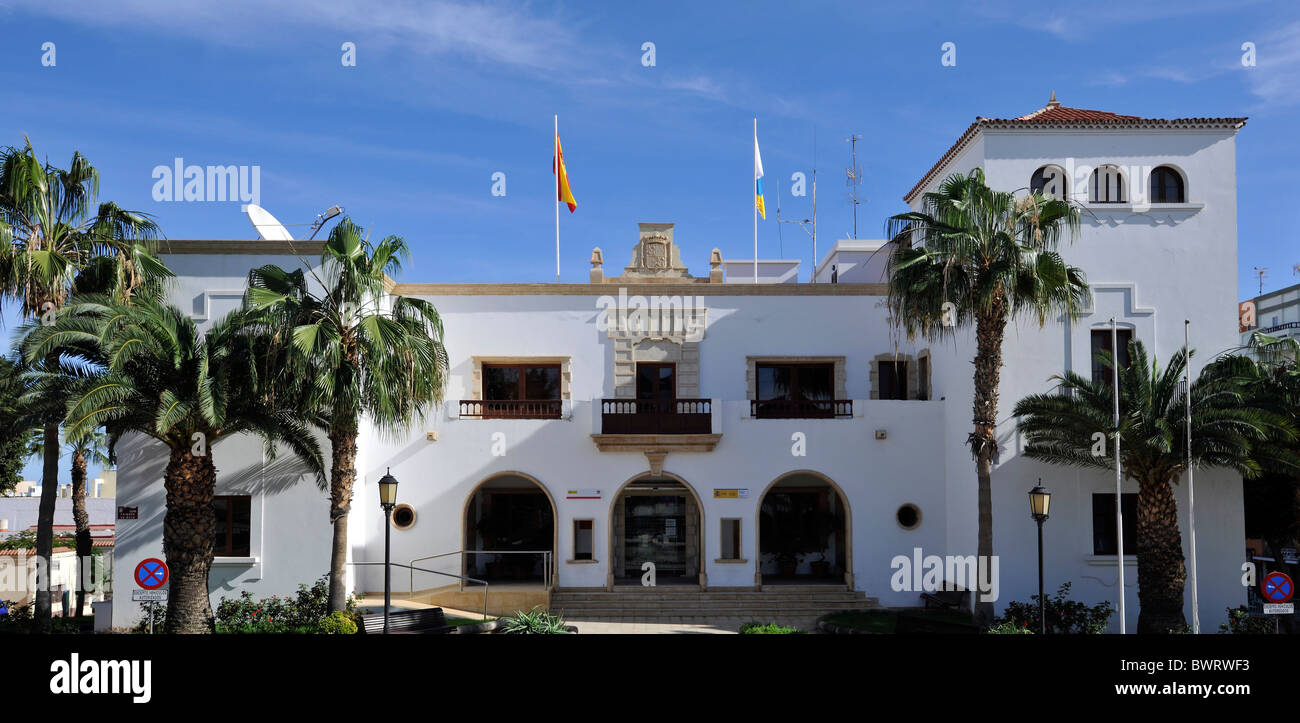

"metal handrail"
[347, 561, 490, 620]
[411, 549, 553, 592]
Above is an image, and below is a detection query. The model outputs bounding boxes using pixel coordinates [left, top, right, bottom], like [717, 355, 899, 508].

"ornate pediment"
[622, 223, 692, 280]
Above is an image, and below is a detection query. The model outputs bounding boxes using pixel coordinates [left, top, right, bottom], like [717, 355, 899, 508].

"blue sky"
[2, 0, 1299, 481]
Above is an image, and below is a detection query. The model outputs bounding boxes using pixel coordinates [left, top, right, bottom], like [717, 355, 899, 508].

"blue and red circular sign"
[1262, 571, 1293, 603]
[134, 558, 169, 590]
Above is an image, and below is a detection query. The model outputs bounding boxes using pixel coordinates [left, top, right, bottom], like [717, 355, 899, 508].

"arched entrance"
[607, 473, 705, 589]
[462, 472, 557, 586]
[755, 471, 852, 587]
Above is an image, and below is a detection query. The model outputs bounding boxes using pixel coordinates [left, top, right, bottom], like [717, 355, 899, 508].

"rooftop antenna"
[308, 205, 345, 240]
[845, 134, 863, 240]
[1253, 266, 1268, 295]
[776, 127, 819, 283]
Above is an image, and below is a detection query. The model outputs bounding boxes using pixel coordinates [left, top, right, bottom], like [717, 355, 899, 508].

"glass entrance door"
[621, 495, 688, 579]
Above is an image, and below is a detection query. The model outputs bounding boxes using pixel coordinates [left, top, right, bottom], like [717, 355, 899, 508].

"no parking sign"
[1262, 571, 1293, 615]
[134, 558, 169, 590]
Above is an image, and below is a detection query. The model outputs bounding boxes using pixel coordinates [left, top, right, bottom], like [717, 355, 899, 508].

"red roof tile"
[903, 94, 1247, 203]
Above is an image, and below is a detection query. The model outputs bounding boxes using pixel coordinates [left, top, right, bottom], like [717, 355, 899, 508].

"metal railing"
[750, 399, 853, 418]
[411, 549, 554, 592]
[600, 398, 712, 434]
[458, 399, 563, 419]
[347, 560, 490, 620]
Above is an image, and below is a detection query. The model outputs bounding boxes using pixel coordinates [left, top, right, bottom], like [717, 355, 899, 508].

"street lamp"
[378, 468, 399, 634]
[1028, 480, 1052, 634]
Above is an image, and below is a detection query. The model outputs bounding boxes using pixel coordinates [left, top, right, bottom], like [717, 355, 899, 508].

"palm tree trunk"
[328, 418, 359, 613]
[162, 446, 218, 634]
[33, 423, 60, 631]
[971, 305, 1007, 627]
[70, 450, 91, 620]
[1135, 473, 1187, 634]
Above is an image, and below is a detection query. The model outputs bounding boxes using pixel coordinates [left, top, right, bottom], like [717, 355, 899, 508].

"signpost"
[713, 488, 750, 499]
[566, 488, 601, 500]
[134, 558, 169, 634]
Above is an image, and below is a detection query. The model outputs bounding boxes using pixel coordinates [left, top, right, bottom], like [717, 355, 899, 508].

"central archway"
[606, 472, 706, 590]
[462, 472, 557, 587]
[755, 470, 852, 588]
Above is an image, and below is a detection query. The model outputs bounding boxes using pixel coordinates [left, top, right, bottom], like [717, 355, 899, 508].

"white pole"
[555, 114, 560, 283]
[753, 117, 758, 285]
[1112, 317, 1126, 634]
[1186, 319, 1200, 634]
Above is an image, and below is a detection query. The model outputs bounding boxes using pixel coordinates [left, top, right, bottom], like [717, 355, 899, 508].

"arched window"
[1149, 166, 1185, 203]
[1090, 165, 1125, 203]
[1030, 165, 1067, 200]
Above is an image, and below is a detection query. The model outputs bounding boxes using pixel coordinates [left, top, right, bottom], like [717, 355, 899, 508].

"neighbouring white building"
[1240, 281, 1300, 348]
[111, 96, 1251, 631]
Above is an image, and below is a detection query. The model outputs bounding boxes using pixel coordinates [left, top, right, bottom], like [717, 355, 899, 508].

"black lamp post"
[378, 468, 399, 634]
[1028, 480, 1052, 634]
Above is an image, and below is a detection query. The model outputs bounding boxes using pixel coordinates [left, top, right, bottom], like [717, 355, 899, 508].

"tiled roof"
[0, 546, 76, 556]
[903, 93, 1248, 204]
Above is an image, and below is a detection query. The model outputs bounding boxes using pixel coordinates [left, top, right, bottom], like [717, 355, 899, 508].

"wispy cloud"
[5, 0, 584, 73]
[1241, 21, 1300, 110]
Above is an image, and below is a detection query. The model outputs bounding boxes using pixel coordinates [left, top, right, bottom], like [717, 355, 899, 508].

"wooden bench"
[359, 607, 453, 634]
[920, 585, 970, 611]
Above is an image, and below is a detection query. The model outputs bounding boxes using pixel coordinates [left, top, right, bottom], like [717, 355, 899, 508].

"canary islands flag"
[754, 133, 766, 219]
[554, 132, 577, 213]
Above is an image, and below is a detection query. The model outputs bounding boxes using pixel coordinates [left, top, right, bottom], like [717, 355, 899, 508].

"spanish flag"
[754, 132, 766, 219]
[554, 132, 577, 213]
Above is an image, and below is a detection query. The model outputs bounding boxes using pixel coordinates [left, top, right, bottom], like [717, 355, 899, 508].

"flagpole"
[753, 117, 758, 284]
[1186, 319, 1200, 634]
[555, 114, 561, 283]
[1112, 317, 1126, 634]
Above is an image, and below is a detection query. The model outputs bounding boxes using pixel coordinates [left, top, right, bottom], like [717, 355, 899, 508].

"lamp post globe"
[379, 468, 399, 634]
[1028, 480, 1052, 634]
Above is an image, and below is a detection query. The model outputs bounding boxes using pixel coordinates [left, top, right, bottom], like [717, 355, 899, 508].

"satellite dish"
[244, 204, 294, 241]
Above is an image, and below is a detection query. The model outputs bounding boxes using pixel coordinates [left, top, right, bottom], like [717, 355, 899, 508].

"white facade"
[112, 99, 1251, 632]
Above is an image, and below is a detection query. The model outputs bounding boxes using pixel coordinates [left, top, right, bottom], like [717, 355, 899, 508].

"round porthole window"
[896, 504, 921, 530]
[391, 504, 416, 530]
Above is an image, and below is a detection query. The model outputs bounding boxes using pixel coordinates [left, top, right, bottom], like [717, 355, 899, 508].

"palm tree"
[0, 139, 166, 628]
[1013, 340, 1296, 633]
[22, 295, 325, 633]
[885, 169, 1089, 625]
[243, 218, 448, 612]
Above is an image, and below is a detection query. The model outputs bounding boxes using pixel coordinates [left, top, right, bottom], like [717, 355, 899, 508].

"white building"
[1240, 281, 1300, 348]
[111, 96, 1251, 631]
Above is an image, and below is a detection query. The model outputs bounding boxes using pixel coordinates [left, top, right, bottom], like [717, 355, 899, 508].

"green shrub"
[500, 606, 570, 634]
[132, 603, 167, 634]
[213, 575, 358, 634]
[739, 621, 804, 634]
[317, 610, 358, 635]
[995, 582, 1112, 634]
[985, 621, 1034, 634]
[1219, 606, 1275, 634]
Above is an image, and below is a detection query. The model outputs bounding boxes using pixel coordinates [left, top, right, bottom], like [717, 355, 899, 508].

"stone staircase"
[550, 585, 879, 622]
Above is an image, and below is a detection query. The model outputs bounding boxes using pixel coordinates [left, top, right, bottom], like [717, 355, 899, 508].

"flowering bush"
[995, 582, 1112, 634]
[985, 621, 1034, 634]
[214, 576, 358, 634]
[1219, 606, 1275, 634]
